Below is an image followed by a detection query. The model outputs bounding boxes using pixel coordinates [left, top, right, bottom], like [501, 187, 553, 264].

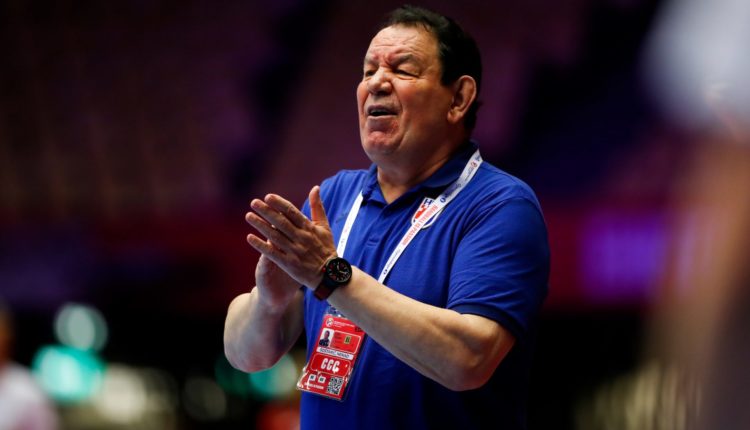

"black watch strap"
[314, 257, 352, 300]
[313, 282, 337, 300]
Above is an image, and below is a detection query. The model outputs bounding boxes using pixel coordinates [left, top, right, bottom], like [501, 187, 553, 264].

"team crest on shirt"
[411, 197, 444, 228]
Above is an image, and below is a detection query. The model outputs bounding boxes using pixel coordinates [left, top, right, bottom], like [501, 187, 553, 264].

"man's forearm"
[325, 267, 515, 391]
[223, 288, 304, 372]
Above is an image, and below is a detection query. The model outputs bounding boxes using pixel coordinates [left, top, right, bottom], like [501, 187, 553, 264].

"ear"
[447, 75, 477, 125]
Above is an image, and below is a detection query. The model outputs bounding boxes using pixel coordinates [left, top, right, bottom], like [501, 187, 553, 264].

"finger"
[246, 234, 289, 267]
[309, 186, 330, 227]
[245, 211, 295, 252]
[248, 233, 311, 285]
[264, 194, 310, 229]
[250, 199, 300, 239]
[246, 233, 275, 254]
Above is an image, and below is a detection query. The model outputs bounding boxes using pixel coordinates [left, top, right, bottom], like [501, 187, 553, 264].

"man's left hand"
[245, 186, 336, 289]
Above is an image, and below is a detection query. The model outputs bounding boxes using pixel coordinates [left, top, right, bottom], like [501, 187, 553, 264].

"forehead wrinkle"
[364, 53, 417, 67]
[364, 26, 436, 64]
[365, 44, 415, 60]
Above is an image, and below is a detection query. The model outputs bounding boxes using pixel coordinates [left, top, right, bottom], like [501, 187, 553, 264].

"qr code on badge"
[326, 376, 344, 395]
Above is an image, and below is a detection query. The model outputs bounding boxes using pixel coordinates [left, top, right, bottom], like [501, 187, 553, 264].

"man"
[317, 329, 331, 347]
[224, 5, 549, 429]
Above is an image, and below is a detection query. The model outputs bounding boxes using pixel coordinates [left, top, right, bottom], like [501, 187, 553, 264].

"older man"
[224, 5, 549, 429]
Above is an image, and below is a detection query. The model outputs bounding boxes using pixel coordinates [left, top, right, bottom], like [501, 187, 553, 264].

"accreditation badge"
[297, 307, 365, 401]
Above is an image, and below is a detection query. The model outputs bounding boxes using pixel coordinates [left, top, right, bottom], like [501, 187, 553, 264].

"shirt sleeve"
[447, 197, 550, 342]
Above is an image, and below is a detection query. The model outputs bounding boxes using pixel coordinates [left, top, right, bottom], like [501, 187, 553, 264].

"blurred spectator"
[664, 81, 750, 430]
[575, 82, 750, 430]
[0, 300, 58, 430]
[650, 0, 750, 426]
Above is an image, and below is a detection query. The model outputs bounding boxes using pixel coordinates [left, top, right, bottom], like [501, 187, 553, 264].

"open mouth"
[367, 105, 396, 117]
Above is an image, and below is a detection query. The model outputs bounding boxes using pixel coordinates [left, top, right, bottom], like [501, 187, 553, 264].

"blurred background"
[1, 0, 749, 429]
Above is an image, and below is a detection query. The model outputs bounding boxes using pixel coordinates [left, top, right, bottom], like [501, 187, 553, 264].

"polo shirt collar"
[361, 140, 478, 204]
[419, 140, 478, 190]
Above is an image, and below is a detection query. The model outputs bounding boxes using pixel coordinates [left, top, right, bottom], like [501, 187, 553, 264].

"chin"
[362, 136, 400, 160]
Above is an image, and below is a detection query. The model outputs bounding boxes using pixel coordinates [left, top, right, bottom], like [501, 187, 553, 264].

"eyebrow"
[363, 53, 417, 66]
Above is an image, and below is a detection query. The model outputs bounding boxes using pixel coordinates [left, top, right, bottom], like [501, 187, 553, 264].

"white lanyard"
[336, 149, 482, 283]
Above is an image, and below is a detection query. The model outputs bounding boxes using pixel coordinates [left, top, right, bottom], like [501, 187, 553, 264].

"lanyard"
[336, 149, 482, 284]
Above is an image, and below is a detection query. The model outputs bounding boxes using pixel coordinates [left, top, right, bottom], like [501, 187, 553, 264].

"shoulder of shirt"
[319, 169, 370, 194]
[323, 168, 370, 183]
[313, 169, 371, 211]
[473, 161, 541, 206]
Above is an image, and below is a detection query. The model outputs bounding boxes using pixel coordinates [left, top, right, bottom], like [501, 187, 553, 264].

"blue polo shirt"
[300, 142, 549, 430]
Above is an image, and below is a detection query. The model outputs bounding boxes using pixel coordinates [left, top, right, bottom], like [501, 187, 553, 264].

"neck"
[376, 142, 463, 204]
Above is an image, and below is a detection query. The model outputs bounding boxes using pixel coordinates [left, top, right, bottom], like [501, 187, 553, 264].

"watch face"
[325, 258, 352, 284]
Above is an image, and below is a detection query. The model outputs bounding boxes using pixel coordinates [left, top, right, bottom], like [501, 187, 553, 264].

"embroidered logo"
[411, 197, 444, 229]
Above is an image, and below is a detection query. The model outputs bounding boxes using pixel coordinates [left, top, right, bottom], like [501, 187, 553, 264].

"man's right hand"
[224, 254, 304, 373]
[253, 254, 299, 311]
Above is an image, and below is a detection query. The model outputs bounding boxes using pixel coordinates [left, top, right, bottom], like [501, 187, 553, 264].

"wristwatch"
[314, 256, 352, 300]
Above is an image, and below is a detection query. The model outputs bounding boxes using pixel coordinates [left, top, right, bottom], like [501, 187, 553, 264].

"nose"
[367, 68, 393, 95]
